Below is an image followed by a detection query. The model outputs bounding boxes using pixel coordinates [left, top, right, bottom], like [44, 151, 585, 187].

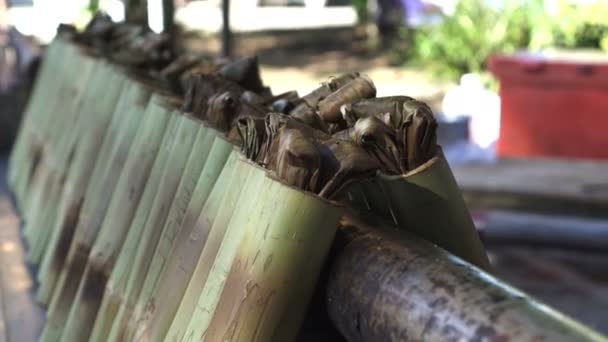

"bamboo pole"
[343, 149, 491, 271]
[88, 113, 201, 342]
[121, 137, 235, 341]
[39, 82, 154, 342]
[326, 214, 607, 342]
[103, 126, 220, 341]
[61, 104, 179, 342]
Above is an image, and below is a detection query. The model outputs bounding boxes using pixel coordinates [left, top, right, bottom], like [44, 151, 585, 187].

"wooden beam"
[221, 0, 231, 57]
[162, 0, 175, 35]
[325, 214, 607, 341]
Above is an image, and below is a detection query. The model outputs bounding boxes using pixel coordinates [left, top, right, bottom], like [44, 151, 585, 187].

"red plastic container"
[489, 51, 608, 159]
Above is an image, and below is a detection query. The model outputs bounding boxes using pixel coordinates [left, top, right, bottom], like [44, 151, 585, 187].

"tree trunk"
[125, 0, 148, 26]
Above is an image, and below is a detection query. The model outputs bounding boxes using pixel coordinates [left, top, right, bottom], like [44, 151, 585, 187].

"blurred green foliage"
[352, 0, 369, 23]
[87, 0, 100, 13]
[529, 0, 608, 49]
[405, 0, 608, 80]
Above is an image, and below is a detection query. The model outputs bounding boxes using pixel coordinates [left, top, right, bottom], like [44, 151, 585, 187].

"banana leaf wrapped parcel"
[237, 86, 491, 271]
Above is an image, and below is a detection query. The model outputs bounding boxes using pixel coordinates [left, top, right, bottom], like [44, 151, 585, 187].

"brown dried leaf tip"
[247, 114, 379, 198]
[342, 96, 438, 173]
[237, 74, 438, 197]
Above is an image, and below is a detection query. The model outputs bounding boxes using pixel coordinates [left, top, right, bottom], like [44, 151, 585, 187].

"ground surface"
[0, 157, 45, 342]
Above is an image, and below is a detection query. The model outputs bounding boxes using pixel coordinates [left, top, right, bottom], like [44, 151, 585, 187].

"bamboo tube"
[21, 52, 97, 251]
[104, 127, 220, 342]
[342, 149, 492, 271]
[163, 156, 262, 341]
[60, 107, 179, 342]
[135, 149, 249, 341]
[35, 74, 138, 305]
[16, 43, 79, 215]
[21, 49, 97, 212]
[180, 158, 272, 342]
[202, 171, 343, 342]
[43, 94, 172, 342]
[121, 137, 235, 341]
[25, 59, 117, 265]
[177, 160, 342, 342]
[8, 39, 63, 192]
[13, 42, 82, 209]
[33, 64, 127, 271]
[39, 82, 153, 342]
[88, 114, 201, 342]
[8, 39, 66, 198]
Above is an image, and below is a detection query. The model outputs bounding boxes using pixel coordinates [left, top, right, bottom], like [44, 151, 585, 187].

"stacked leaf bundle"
[8, 14, 489, 342]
